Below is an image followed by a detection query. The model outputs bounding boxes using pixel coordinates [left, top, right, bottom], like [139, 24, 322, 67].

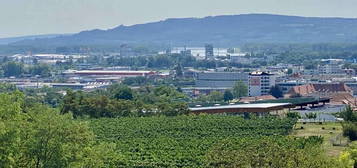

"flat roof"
[189, 103, 292, 111]
[73, 70, 154, 73]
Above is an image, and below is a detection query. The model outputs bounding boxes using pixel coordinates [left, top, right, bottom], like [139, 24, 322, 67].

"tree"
[223, 90, 234, 102]
[29, 64, 51, 77]
[269, 85, 284, 98]
[340, 105, 357, 122]
[2, 61, 24, 77]
[233, 81, 248, 98]
[112, 85, 134, 100]
[208, 91, 224, 102]
[342, 122, 357, 141]
[0, 92, 123, 167]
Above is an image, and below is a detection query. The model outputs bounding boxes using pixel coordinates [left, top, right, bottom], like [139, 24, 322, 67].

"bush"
[340, 105, 357, 122]
[287, 112, 301, 119]
[342, 122, 357, 141]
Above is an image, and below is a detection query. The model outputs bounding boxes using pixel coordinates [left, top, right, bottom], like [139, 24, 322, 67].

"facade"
[205, 44, 214, 59]
[318, 59, 344, 74]
[195, 72, 248, 88]
[318, 64, 344, 74]
[248, 71, 276, 97]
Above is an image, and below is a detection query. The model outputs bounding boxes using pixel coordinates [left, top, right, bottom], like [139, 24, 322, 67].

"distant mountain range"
[0, 34, 70, 45]
[9, 14, 357, 47]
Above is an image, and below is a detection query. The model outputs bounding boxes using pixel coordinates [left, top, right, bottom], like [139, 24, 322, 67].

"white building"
[248, 71, 276, 96]
[318, 64, 344, 74]
[318, 59, 344, 74]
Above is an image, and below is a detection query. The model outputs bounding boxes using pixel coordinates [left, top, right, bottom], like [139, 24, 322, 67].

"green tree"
[2, 61, 24, 77]
[233, 81, 248, 98]
[29, 64, 51, 77]
[208, 91, 224, 102]
[269, 85, 284, 98]
[223, 90, 234, 102]
[112, 85, 134, 100]
[0, 92, 123, 167]
[340, 105, 357, 122]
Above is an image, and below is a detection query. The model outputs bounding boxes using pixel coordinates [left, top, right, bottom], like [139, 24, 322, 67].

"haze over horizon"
[2, 0, 357, 38]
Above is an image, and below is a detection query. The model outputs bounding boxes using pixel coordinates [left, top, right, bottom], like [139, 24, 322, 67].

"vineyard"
[87, 115, 313, 167]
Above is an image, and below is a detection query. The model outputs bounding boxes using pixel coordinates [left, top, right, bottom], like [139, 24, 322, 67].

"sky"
[1, 0, 357, 38]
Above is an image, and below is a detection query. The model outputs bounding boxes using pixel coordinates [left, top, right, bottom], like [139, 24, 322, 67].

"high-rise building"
[205, 44, 214, 59]
[248, 71, 276, 96]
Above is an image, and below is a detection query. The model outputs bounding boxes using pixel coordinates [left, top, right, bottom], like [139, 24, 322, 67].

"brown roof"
[288, 84, 316, 96]
[313, 83, 352, 93]
[330, 92, 356, 105]
[288, 83, 352, 96]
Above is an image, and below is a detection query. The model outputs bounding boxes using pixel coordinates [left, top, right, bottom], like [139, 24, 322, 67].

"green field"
[292, 122, 349, 156]
[88, 115, 300, 167]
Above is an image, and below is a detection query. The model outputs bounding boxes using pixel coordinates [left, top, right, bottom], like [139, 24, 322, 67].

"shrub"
[287, 112, 301, 119]
[342, 122, 357, 141]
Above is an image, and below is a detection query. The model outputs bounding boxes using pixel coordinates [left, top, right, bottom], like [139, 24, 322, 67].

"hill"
[11, 14, 357, 47]
[0, 34, 69, 45]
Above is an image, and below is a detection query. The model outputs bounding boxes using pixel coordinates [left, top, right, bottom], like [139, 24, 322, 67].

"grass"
[292, 122, 348, 156]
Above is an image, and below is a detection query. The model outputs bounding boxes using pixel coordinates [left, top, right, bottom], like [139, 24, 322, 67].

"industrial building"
[195, 72, 248, 88]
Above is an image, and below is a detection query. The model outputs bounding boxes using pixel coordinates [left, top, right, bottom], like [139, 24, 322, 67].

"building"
[287, 83, 353, 97]
[63, 70, 157, 78]
[318, 59, 344, 74]
[189, 103, 293, 116]
[248, 71, 276, 96]
[195, 72, 248, 88]
[230, 55, 253, 64]
[287, 83, 355, 105]
[205, 44, 214, 59]
[318, 64, 344, 74]
[182, 87, 228, 97]
[277, 81, 306, 94]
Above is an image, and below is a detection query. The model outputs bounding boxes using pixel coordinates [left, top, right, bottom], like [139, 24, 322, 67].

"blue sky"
[1, 0, 357, 38]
